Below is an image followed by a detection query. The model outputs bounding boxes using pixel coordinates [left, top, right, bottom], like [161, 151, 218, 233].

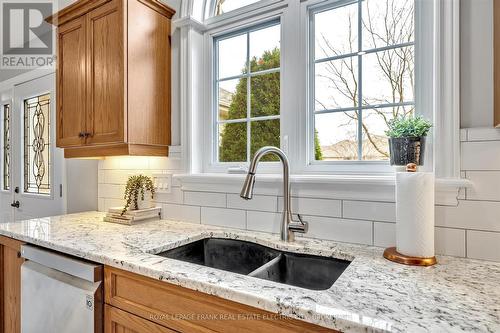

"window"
[2, 103, 10, 190]
[311, 0, 415, 162]
[199, 0, 439, 175]
[24, 93, 51, 195]
[214, 21, 281, 163]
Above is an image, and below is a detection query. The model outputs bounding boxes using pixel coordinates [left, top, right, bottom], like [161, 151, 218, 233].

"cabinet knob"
[78, 132, 85, 138]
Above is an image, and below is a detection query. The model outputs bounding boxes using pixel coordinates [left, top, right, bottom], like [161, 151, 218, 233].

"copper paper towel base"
[383, 247, 437, 266]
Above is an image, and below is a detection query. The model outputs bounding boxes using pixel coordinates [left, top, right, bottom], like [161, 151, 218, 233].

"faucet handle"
[289, 214, 308, 234]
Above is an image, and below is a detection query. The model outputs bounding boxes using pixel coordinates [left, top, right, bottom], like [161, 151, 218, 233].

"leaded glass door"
[9, 74, 64, 221]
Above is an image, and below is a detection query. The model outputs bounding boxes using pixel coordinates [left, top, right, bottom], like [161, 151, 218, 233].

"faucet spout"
[240, 173, 256, 200]
[240, 146, 307, 242]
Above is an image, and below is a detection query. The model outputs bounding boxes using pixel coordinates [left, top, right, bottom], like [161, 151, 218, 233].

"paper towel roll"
[396, 172, 435, 258]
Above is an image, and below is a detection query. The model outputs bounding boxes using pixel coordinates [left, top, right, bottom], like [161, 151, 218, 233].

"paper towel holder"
[383, 247, 437, 266]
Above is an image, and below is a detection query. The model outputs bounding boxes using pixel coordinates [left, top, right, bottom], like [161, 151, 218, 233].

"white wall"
[460, 0, 494, 127]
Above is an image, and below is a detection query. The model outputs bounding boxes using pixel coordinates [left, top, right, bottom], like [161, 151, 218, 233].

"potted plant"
[122, 175, 155, 215]
[386, 116, 432, 166]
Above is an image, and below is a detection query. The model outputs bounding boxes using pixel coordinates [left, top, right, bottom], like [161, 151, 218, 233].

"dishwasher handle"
[21, 245, 102, 283]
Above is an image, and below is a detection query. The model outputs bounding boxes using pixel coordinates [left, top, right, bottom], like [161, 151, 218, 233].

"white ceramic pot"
[136, 190, 153, 210]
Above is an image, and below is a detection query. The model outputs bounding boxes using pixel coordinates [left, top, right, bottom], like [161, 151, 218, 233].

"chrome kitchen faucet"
[240, 146, 308, 242]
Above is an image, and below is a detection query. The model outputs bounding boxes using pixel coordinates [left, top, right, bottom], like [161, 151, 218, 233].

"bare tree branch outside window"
[314, 0, 415, 161]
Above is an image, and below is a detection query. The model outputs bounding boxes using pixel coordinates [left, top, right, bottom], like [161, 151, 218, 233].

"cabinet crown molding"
[46, 0, 175, 26]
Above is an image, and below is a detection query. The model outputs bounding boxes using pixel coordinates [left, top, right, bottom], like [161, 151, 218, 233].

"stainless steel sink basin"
[158, 238, 281, 275]
[158, 238, 351, 290]
[248, 252, 351, 290]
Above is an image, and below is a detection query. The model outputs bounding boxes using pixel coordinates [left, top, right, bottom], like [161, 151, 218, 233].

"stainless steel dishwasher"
[20, 245, 103, 333]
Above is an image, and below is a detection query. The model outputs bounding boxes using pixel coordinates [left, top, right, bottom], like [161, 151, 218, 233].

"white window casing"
[173, 0, 470, 204]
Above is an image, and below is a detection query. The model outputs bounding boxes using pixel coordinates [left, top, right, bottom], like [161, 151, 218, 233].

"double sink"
[157, 238, 351, 291]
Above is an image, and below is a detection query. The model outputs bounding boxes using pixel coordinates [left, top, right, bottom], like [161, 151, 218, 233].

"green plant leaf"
[122, 175, 155, 215]
[385, 115, 432, 138]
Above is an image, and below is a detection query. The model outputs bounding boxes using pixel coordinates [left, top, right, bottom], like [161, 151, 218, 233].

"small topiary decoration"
[122, 175, 155, 215]
[385, 116, 433, 138]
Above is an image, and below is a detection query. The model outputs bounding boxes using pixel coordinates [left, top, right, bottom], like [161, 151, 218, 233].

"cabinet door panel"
[105, 305, 176, 333]
[0, 236, 24, 333]
[87, 0, 125, 145]
[57, 17, 86, 147]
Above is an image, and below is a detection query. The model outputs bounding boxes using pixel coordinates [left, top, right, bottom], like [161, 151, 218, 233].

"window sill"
[173, 173, 472, 206]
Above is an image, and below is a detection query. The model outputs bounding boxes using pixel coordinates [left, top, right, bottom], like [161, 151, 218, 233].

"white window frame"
[199, 0, 435, 175]
[201, 6, 286, 173]
[296, 0, 434, 174]
[307, 0, 416, 169]
[178, 0, 460, 185]
[211, 19, 282, 166]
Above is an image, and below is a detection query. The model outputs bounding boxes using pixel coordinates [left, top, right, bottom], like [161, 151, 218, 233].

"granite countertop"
[0, 211, 498, 332]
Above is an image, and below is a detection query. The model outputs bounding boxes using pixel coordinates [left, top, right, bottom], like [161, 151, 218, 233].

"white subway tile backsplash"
[148, 157, 181, 170]
[467, 230, 500, 261]
[103, 198, 126, 211]
[201, 207, 246, 229]
[98, 170, 105, 184]
[163, 204, 200, 223]
[343, 201, 396, 222]
[246, 211, 281, 233]
[98, 198, 105, 212]
[94, 128, 500, 262]
[304, 216, 372, 245]
[436, 200, 500, 232]
[435, 227, 466, 257]
[154, 187, 183, 204]
[100, 156, 150, 170]
[373, 224, 466, 256]
[104, 170, 152, 184]
[185, 191, 227, 207]
[277, 197, 341, 217]
[461, 141, 500, 170]
[98, 184, 125, 199]
[227, 194, 277, 212]
[373, 222, 395, 247]
[465, 171, 500, 201]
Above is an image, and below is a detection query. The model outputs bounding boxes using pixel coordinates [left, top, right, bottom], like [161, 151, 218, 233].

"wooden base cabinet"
[47, 0, 175, 158]
[104, 266, 337, 333]
[0, 236, 24, 333]
[105, 305, 176, 333]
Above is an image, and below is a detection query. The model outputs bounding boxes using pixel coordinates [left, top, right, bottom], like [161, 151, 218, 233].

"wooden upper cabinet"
[47, 0, 175, 158]
[57, 16, 87, 147]
[86, 1, 125, 146]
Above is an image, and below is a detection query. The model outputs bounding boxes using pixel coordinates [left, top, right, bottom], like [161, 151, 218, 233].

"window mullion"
[315, 101, 416, 115]
[357, 0, 363, 161]
[314, 41, 415, 64]
[246, 31, 251, 163]
[219, 67, 280, 82]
